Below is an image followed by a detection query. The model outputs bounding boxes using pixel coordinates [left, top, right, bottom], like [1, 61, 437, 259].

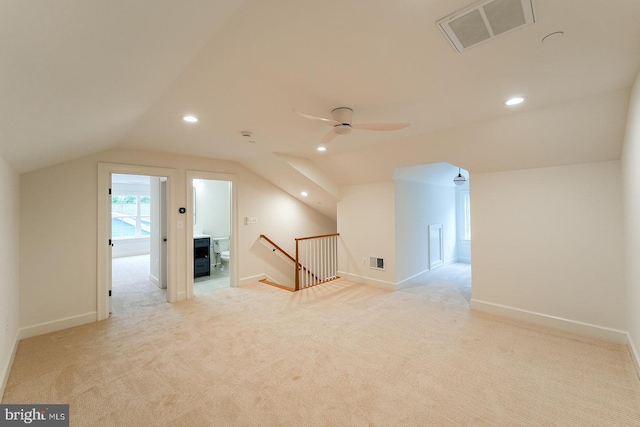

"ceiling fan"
[295, 107, 410, 146]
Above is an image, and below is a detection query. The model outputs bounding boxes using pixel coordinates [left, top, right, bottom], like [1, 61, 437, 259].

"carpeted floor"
[111, 255, 168, 315]
[3, 264, 640, 426]
[112, 255, 230, 316]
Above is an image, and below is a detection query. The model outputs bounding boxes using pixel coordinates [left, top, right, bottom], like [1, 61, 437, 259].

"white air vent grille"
[369, 256, 385, 271]
[437, 0, 535, 52]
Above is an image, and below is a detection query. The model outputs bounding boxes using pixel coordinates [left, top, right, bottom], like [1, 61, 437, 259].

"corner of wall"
[0, 333, 19, 402]
[626, 332, 640, 380]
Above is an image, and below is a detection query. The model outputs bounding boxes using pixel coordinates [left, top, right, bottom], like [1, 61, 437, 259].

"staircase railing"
[259, 233, 340, 291]
[259, 234, 297, 264]
[295, 233, 340, 291]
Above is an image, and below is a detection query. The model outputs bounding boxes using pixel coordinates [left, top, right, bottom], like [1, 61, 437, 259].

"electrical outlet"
[362, 257, 366, 265]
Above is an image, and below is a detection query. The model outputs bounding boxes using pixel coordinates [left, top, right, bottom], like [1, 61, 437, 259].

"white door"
[429, 224, 444, 270]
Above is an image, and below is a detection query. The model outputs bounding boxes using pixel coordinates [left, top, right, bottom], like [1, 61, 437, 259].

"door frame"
[97, 162, 178, 321]
[186, 170, 237, 298]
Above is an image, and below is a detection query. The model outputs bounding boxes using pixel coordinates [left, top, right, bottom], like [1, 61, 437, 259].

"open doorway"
[393, 162, 471, 303]
[186, 171, 236, 298]
[97, 163, 178, 321]
[110, 174, 168, 315]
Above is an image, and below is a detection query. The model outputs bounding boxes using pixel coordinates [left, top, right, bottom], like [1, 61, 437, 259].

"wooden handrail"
[295, 233, 339, 242]
[259, 234, 296, 264]
[260, 233, 339, 292]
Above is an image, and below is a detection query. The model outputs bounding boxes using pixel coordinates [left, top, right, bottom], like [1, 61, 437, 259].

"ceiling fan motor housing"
[332, 107, 353, 125]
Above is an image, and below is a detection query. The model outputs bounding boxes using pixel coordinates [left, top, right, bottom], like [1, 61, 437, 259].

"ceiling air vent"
[437, 0, 535, 53]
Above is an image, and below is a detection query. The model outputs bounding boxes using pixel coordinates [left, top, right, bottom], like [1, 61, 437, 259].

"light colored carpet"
[112, 255, 230, 315]
[112, 255, 167, 315]
[3, 265, 640, 426]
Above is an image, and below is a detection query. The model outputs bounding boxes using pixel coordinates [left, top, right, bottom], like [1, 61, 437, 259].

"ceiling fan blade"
[351, 122, 411, 131]
[320, 129, 338, 144]
[294, 109, 341, 126]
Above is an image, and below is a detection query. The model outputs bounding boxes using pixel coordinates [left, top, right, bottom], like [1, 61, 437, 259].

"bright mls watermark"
[0, 405, 68, 426]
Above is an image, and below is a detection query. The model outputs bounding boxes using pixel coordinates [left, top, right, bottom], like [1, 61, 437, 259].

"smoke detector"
[437, 0, 535, 53]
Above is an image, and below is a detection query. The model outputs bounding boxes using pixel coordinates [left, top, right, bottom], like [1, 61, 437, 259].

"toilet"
[212, 237, 230, 270]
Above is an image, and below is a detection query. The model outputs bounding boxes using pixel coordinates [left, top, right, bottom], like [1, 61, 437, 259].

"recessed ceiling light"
[505, 96, 525, 106]
[301, 191, 308, 197]
[183, 115, 198, 123]
[317, 145, 327, 152]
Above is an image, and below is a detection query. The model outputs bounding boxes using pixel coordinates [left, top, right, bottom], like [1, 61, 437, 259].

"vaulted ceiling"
[1, 0, 639, 220]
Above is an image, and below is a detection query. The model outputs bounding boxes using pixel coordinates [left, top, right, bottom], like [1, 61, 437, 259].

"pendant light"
[453, 168, 466, 186]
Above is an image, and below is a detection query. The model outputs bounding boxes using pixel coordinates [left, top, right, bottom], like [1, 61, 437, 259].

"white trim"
[396, 269, 430, 289]
[0, 332, 19, 400]
[148, 273, 161, 288]
[626, 332, 640, 379]
[338, 271, 396, 291]
[239, 274, 268, 286]
[470, 299, 628, 343]
[457, 256, 471, 263]
[395, 260, 458, 290]
[98, 163, 179, 321]
[186, 171, 238, 299]
[428, 224, 444, 269]
[18, 312, 97, 340]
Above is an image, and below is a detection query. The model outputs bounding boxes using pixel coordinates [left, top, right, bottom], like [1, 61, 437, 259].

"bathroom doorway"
[186, 171, 236, 298]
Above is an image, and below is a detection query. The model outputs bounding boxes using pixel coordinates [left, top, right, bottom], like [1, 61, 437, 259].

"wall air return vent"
[369, 256, 385, 271]
[437, 0, 535, 53]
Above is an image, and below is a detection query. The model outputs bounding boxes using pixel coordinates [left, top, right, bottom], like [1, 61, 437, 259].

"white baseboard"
[470, 299, 628, 344]
[626, 332, 640, 379]
[239, 274, 298, 289]
[396, 269, 430, 290]
[457, 256, 471, 263]
[112, 250, 149, 258]
[18, 312, 97, 340]
[337, 271, 396, 291]
[239, 274, 268, 287]
[148, 273, 166, 289]
[0, 332, 19, 401]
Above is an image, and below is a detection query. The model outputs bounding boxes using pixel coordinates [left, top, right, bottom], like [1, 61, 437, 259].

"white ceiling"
[394, 163, 468, 187]
[1, 0, 639, 219]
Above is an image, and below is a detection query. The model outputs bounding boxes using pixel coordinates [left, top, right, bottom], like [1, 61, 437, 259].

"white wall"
[337, 183, 396, 289]
[0, 155, 19, 397]
[471, 161, 626, 337]
[194, 179, 230, 238]
[19, 148, 336, 335]
[621, 70, 640, 370]
[394, 180, 457, 283]
[241, 171, 336, 287]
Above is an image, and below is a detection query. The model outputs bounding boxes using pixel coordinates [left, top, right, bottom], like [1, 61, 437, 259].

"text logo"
[0, 405, 68, 427]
